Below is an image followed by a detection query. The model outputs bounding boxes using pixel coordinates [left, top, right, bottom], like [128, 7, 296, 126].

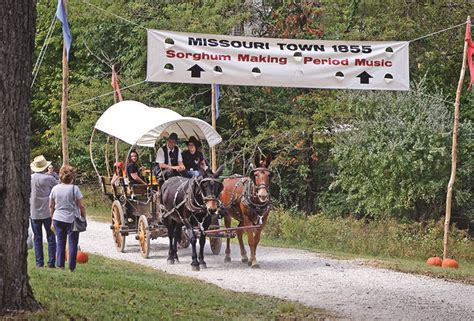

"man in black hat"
[182, 136, 206, 178]
[155, 132, 185, 180]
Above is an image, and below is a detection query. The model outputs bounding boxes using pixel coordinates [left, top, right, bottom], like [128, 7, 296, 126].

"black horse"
[161, 166, 224, 271]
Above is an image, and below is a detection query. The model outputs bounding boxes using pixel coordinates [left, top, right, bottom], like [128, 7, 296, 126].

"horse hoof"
[200, 263, 207, 269]
[241, 258, 249, 264]
[224, 257, 231, 263]
[251, 264, 261, 269]
[192, 264, 200, 271]
[247, 261, 252, 266]
[167, 259, 175, 265]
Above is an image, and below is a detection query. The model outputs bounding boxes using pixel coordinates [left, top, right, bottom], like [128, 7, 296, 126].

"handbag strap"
[71, 184, 79, 218]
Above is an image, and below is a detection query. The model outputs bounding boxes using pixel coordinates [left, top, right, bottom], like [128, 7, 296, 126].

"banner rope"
[409, 21, 468, 43]
[59, 4, 469, 110]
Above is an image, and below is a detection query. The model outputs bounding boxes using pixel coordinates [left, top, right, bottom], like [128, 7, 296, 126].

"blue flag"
[215, 84, 220, 119]
[56, 0, 72, 61]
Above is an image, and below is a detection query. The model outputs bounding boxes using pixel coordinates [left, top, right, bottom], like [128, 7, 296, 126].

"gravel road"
[80, 219, 474, 320]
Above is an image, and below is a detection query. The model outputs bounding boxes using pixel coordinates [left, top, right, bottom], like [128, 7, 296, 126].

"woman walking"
[49, 165, 86, 271]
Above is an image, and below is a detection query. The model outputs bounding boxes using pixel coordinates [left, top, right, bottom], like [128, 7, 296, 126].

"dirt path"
[80, 219, 474, 320]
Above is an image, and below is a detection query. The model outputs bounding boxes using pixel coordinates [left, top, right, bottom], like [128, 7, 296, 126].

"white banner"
[147, 30, 410, 91]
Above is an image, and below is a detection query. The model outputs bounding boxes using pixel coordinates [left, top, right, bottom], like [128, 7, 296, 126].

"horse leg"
[188, 227, 200, 271]
[243, 217, 258, 268]
[224, 214, 232, 263]
[173, 225, 180, 263]
[250, 228, 263, 269]
[250, 214, 268, 269]
[237, 221, 248, 264]
[167, 222, 175, 264]
[198, 232, 207, 268]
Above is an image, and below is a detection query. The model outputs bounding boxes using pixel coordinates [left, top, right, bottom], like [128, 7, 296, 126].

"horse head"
[251, 154, 272, 203]
[196, 165, 224, 213]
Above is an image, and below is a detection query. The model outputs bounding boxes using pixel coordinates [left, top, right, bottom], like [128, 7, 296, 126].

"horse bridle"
[198, 177, 223, 202]
[250, 168, 272, 198]
[185, 177, 222, 212]
[242, 167, 272, 211]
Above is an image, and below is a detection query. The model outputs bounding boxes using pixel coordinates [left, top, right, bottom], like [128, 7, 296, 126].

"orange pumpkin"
[426, 256, 442, 267]
[65, 249, 88, 264]
[76, 251, 89, 264]
[441, 258, 459, 269]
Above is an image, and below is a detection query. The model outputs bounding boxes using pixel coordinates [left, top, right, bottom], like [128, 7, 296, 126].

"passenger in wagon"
[155, 132, 185, 180]
[110, 161, 124, 186]
[126, 150, 147, 185]
[182, 136, 206, 178]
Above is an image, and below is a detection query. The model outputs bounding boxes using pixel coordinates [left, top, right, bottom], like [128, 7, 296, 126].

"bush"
[264, 208, 473, 261]
[328, 84, 473, 222]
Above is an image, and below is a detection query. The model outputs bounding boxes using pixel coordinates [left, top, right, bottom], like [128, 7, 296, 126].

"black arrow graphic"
[356, 71, 373, 84]
[188, 64, 205, 78]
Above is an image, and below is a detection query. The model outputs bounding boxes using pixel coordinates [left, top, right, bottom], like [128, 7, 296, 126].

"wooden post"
[60, 0, 69, 166]
[443, 16, 470, 259]
[112, 65, 119, 163]
[211, 84, 217, 172]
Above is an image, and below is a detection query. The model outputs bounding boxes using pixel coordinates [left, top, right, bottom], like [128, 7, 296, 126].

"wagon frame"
[90, 100, 224, 258]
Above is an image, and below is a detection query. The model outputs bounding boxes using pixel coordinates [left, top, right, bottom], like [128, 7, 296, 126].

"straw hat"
[30, 155, 51, 172]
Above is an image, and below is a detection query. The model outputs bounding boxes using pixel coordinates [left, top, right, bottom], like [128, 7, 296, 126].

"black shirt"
[126, 162, 140, 184]
[182, 150, 204, 171]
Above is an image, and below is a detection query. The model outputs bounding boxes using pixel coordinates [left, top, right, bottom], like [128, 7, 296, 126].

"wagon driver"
[156, 132, 185, 180]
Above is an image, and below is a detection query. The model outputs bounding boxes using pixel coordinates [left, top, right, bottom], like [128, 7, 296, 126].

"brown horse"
[219, 155, 272, 268]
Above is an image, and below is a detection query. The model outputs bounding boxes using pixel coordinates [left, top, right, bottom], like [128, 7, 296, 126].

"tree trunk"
[0, 0, 40, 314]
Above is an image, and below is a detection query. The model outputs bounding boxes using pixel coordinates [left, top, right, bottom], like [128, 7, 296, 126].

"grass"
[82, 185, 474, 284]
[82, 185, 111, 222]
[21, 250, 333, 320]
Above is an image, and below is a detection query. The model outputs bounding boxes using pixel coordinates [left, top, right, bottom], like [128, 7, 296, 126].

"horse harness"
[162, 176, 221, 232]
[223, 169, 271, 224]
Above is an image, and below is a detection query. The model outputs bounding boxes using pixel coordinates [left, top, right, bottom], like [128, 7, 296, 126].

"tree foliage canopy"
[32, 0, 473, 224]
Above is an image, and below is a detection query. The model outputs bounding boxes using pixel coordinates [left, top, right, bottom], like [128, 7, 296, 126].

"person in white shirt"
[30, 155, 58, 268]
[155, 132, 185, 181]
[49, 165, 86, 272]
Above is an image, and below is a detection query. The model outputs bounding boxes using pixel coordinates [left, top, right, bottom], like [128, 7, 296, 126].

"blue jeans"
[185, 169, 200, 178]
[31, 218, 56, 267]
[53, 220, 80, 271]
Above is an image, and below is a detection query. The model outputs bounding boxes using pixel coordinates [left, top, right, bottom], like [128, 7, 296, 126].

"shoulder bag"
[72, 185, 87, 232]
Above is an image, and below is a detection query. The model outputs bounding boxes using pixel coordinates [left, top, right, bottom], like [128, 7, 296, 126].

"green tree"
[330, 84, 473, 221]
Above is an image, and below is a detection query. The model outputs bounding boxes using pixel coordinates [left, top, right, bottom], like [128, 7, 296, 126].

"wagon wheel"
[111, 200, 126, 253]
[138, 215, 151, 258]
[209, 216, 222, 255]
[179, 227, 190, 249]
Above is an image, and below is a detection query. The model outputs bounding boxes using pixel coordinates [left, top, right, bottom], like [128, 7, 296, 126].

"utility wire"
[31, 14, 57, 88]
[68, 80, 147, 108]
[81, 0, 468, 44]
[81, 0, 147, 30]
